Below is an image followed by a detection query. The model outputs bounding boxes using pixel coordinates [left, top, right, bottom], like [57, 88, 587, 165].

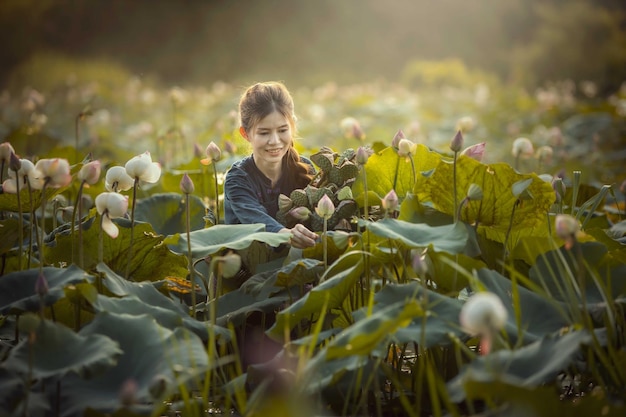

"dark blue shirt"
[224, 155, 314, 232]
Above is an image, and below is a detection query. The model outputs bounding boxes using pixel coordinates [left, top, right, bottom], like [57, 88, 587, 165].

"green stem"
[409, 154, 416, 190]
[98, 213, 104, 265]
[125, 178, 139, 279]
[39, 181, 49, 272]
[502, 199, 520, 274]
[15, 171, 23, 271]
[323, 218, 328, 271]
[212, 163, 220, 225]
[185, 192, 196, 318]
[453, 151, 458, 222]
[27, 182, 35, 269]
[393, 154, 400, 190]
[71, 181, 86, 266]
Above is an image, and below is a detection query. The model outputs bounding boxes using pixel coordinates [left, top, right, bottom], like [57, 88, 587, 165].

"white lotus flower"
[512, 137, 534, 158]
[96, 192, 129, 238]
[125, 151, 161, 183]
[2, 159, 43, 192]
[460, 291, 508, 355]
[105, 166, 134, 192]
[34, 158, 72, 188]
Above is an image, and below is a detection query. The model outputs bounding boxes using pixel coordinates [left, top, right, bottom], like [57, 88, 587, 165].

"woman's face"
[243, 111, 293, 166]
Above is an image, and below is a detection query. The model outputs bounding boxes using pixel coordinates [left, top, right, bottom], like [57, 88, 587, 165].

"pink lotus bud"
[391, 129, 406, 149]
[35, 271, 49, 297]
[315, 194, 335, 220]
[193, 143, 204, 159]
[201, 141, 222, 166]
[355, 146, 373, 166]
[9, 152, 21, 172]
[340, 117, 365, 140]
[551, 178, 566, 203]
[512, 137, 534, 158]
[77, 160, 101, 185]
[105, 166, 134, 192]
[382, 189, 399, 212]
[289, 206, 311, 221]
[224, 140, 237, 155]
[555, 214, 580, 249]
[35, 158, 72, 188]
[125, 151, 161, 183]
[179, 173, 195, 194]
[460, 142, 486, 162]
[0, 142, 15, 163]
[450, 130, 464, 153]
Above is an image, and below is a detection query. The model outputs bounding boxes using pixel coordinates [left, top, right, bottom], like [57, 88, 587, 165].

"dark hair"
[239, 81, 312, 188]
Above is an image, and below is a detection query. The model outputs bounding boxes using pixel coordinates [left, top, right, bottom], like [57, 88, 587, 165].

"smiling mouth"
[266, 148, 283, 154]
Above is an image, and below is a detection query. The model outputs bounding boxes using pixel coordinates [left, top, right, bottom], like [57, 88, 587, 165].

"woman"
[224, 81, 318, 249]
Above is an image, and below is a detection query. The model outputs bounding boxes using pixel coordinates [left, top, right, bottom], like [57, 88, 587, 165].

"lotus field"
[1, 75, 625, 417]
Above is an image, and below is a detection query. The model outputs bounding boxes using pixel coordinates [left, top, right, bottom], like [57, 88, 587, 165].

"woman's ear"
[239, 126, 249, 140]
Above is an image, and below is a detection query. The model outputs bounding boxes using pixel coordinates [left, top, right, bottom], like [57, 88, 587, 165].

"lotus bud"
[450, 130, 464, 153]
[337, 186, 353, 201]
[411, 250, 428, 277]
[9, 152, 21, 172]
[35, 158, 72, 188]
[391, 129, 406, 149]
[35, 271, 49, 297]
[203, 141, 222, 164]
[219, 141, 234, 156]
[460, 142, 486, 162]
[355, 146, 372, 166]
[179, 173, 195, 194]
[512, 137, 534, 158]
[77, 160, 101, 185]
[382, 189, 399, 212]
[289, 206, 311, 221]
[125, 151, 162, 183]
[340, 117, 365, 140]
[193, 143, 204, 159]
[466, 183, 483, 201]
[456, 116, 475, 133]
[555, 214, 580, 249]
[459, 291, 507, 354]
[218, 252, 242, 279]
[119, 378, 138, 407]
[551, 177, 566, 203]
[397, 138, 416, 157]
[535, 145, 554, 165]
[105, 166, 134, 192]
[315, 194, 335, 220]
[0, 142, 15, 163]
[278, 194, 293, 211]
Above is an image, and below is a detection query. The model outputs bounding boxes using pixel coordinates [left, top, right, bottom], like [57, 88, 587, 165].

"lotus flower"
[355, 146, 373, 166]
[77, 160, 101, 185]
[512, 137, 534, 158]
[391, 129, 406, 149]
[34, 158, 72, 188]
[460, 292, 508, 354]
[95, 192, 129, 238]
[180, 173, 195, 194]
[2, 159, 43, 192]
[125, 151, 161, 183]
[382, 189, 399, 213]
[201, 141, 222, 166]
[555, 214, 580, 250]
[397, 138, 416, 158]
[105, 166, 134, 192]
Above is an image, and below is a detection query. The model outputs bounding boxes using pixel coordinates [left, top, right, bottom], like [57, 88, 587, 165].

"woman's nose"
[268, 131, 280, 143]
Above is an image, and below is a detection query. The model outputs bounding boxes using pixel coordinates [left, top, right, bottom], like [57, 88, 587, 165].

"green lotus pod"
[328, 162, 359, 187]
[289, 189, 309, 207]
[278, 193, 293, 211]
[330, 199, 358, 227]
[305, 185, 334, 207]
[337, 186, 353, 201]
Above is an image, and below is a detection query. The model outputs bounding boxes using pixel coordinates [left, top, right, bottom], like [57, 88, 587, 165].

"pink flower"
[382, 189, 399, 212]
[449, 130, 464, 153]
[77, 160, 101, 185]
[201, 142, 222, 166]
[391, 129, 405, 149]
[34, 158, 72, 188]
[180, 173, 195, 194]
[315, 194, 335, 220]
[461, 142, 486, 162]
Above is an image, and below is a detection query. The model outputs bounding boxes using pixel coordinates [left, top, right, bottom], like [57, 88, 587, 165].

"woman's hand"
[280, 224, 318, 249]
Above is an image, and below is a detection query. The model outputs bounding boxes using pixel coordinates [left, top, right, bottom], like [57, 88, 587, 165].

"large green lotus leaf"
[165, 223, 290, 258]
[0, 217, 25, 255]
[358, 218, 469, 254]
[0, 265, 94, 315]
[5, 314, 122, 379]
[268, 253, 364, 340]
[351, 144, 441, 201]
[133, 192, 207, 235]
[59, 312, 212, 417]
[584, 227, 626, 266]
[426, 251, 483, 294]
[528, 242, 626, 303]
[92, 294, 183, 329]
[397, 192, 453, 226]
[415, 156, 555, 244]
[0, 368, 50, 416]
[366, 282, 465, 347]
[477, 268, 571, 344]
[45, 216, 188, 282]
[459, 379, 626, 417]
[241, 258, 322, 299]
[326, 301, 423, 359]
[447, 330, 593, 402]
[208, 289, 290, 328]
[0, 185, 60, 213]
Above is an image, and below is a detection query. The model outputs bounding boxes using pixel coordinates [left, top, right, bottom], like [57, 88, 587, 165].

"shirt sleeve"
[224, 166, 286, 233]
